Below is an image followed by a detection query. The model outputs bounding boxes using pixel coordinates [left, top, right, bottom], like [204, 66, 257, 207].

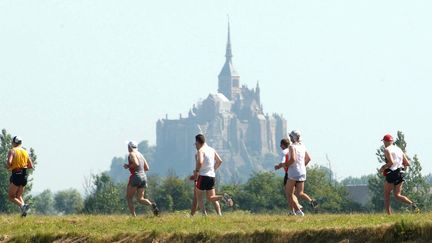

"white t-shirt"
[199, 144, 216, 177]
[288, 143, 307, 180]
[281, 148, 290, 173]
[387, 144, 404, 171]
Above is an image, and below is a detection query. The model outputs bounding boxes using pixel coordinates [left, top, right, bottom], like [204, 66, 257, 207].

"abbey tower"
[154, 24, 287, 182]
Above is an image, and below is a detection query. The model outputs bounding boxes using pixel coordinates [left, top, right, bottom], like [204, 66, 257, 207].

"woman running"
[274, 138, 302, 214]
[379, 134, 417, 215]
[123, 141, 159, 217]
[285, 130, 317, 216]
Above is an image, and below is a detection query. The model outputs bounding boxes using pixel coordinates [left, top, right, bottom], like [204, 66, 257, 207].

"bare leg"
[126, 185, 137, 217]
[293, 194, 301, 209]
[195, 187, 207, 215]
[384, 182, 393, 215]
[285, 183, 301, 211]
[17, 186, 25, 205]
[15, 185, 25, 206]
[286, 180, 300, 211]
[207, 189, 222, 215]
[295, 182, 313, 202]
[136, 188, 152, 206]
[393, 182, 413, 204]
[190, 188, 198, 216]
[8, 184, 23, 207]
[205, 190, 224, 202]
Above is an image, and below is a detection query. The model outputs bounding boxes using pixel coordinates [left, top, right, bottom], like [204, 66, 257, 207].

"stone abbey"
[154, 24, 287, 183]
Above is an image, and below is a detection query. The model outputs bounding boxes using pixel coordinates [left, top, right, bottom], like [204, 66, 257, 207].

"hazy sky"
[1, 0, 431, 193]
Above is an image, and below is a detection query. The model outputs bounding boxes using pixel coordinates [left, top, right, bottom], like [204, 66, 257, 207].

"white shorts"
[288, 174, 306, 182]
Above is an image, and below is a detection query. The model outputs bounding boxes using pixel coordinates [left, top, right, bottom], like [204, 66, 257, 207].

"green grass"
[1, 212, 432, 242]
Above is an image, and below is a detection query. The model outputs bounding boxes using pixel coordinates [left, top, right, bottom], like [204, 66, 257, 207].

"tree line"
[1, 129, 431, 215]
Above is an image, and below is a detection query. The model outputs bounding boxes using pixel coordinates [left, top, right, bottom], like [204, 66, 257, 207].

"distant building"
[154, 23, 287, 183]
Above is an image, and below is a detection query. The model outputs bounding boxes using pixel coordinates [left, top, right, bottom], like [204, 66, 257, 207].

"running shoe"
[21, 204, 30, 217]
[310, 200, 318, 209]
[411, 203, 420, 213]
[151, 203, 160, 216]
[222, 193, 234, 207]
[295, 210, 304, 216]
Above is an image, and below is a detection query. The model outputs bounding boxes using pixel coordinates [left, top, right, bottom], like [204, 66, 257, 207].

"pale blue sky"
[1, 0, 431, 192]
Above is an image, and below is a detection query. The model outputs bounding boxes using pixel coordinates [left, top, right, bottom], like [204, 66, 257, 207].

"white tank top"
[199, 144, 216, 177]
[387, 145, 404, 171]
[288, 143, 307, 178]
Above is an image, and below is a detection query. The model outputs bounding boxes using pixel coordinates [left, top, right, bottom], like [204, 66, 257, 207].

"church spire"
[218, 19, 240, 100]
[225, 20, 233, 61]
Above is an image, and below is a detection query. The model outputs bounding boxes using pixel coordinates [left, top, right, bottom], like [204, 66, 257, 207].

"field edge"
[3, 220, 432, 243]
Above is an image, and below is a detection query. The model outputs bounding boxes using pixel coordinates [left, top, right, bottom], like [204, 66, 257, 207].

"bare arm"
[402, 154, 410, 169]
[275, 153, 288, 170]
[124, 154, 139, 170]
[27, 157, 34, 169]
[7, 150, 14, 169]
[380, 149, 394, 172]
[193, 150, 204, 179]
[142, 155, 150, 171]
[189, 154, 199, 180]
[285, 146, 296, 167]
[305, 151, 311, 166]
[214, 152, 223, 171]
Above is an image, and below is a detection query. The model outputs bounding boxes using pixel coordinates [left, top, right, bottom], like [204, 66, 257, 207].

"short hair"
[280, 138, 290, 147]
[195, 134, 205, 144]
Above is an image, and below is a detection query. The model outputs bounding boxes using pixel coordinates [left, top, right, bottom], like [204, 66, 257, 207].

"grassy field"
[1, 212, 431, 242]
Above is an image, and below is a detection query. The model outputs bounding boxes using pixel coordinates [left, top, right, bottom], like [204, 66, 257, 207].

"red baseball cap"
[382, 134, 394, 142]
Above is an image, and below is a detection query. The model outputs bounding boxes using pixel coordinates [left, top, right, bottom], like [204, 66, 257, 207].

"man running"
[192, 134, 232, 216]
[189, 153, 199, 216]
[123, 141, 159, 217]
[6, 136, 34, 217]
[284, 130, 317, 216]
[274, 138, 302, 214]
[379, 134, 417, 215]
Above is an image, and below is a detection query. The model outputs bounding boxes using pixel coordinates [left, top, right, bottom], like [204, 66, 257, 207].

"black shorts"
[196, 175, 215, 191]
[385, 168, 404, 185]
[129, 174, 147, 189]
[10, 169, 28, 187]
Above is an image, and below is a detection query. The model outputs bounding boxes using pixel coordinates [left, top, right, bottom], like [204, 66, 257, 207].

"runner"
[189, 151, 228, 216]
[192, 134, 233, 216]
[189, 153, 199, 216]
[6, 136, 34, 217]
[284, 130, 317, 216]
[189, 177, 199, 216]
[274, 138, 302, 214]
[379, 134, 418, 215]
[123, 141, 159, 217]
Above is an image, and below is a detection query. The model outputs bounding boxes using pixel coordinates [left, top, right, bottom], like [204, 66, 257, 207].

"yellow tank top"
[10, 147, 29, 171]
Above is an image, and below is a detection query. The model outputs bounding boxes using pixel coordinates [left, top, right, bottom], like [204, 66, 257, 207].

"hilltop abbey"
[154, 24, 287, 182]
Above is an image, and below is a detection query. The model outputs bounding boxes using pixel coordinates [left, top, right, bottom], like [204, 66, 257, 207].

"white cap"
[289, 130, 301, 140]
[12, 136, 22, 144]
[128, 140, 138, 149]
